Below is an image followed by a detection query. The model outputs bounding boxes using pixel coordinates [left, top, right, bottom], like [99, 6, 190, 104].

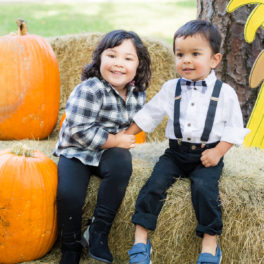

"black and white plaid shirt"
[53, 77, 145, 166]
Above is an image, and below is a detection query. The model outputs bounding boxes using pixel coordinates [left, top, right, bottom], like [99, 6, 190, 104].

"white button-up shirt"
[134, 71, 249, 145]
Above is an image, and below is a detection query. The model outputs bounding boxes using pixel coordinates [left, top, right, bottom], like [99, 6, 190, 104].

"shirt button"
[191, 102, 195, 106]
[187, 137, 191, 141]
[187, 123, 191, 127]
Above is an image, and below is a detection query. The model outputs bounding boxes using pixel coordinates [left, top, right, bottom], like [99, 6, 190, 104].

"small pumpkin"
[0, 19, 60, 139]
[59, 112, 66, 131]
[59, 112, 146, 144]
[0, 144, 58, 263]
[135, 131, 146, 144]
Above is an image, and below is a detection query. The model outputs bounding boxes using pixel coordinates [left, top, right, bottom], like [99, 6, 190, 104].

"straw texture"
[0, 141, 263, 264]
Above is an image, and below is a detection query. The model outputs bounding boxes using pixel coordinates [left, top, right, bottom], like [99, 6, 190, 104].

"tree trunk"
[197, 0, 264, 124]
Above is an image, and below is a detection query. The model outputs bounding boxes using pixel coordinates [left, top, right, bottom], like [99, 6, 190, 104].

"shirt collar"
[102, 79, 112, 93]
[102, 79, 136, 98]
[203, 70, 217, 87]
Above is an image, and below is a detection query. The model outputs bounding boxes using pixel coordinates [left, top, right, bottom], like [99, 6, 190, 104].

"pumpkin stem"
[16, 19, 28, 36]
[11, 143, 34, 157]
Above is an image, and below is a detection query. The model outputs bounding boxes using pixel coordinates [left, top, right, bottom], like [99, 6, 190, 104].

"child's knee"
[192, 177, 217, 196]
[104, 148, 132, 176]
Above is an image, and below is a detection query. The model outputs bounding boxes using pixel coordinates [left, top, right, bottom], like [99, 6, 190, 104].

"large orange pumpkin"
[0, 144, 58, 263]
[0, 19, 60, 139]
[59, 112, 146, 143]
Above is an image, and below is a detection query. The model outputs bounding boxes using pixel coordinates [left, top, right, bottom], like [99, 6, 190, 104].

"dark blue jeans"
[132, 140, 224, 237]
[57, 148, 132, 246]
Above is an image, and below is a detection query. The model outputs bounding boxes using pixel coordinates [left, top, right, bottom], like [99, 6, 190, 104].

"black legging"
[57, 147, 132, 244]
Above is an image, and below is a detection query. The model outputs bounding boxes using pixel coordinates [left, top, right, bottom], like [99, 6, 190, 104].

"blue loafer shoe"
[197, 245, 222, 264]
[128, 239, 152, 264]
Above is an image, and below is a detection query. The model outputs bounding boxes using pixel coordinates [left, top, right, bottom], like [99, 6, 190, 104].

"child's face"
[174, 34, 221, 81]
[100, 39, 139, 92]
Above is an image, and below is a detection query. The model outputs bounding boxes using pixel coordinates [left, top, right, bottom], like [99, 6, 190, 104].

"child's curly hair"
[81, 30, 151, 92]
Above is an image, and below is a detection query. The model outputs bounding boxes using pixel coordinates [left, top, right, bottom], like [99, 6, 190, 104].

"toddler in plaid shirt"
[54, 30, 151, 264]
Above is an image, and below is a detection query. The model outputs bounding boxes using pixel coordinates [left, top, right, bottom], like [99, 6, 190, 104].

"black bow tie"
[180, 79, 207, 93]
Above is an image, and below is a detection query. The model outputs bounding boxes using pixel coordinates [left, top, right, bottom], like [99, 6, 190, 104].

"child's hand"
[200, 148, 222, 167]
[115, 130, 136, 149]
[201, 141, 233, 167]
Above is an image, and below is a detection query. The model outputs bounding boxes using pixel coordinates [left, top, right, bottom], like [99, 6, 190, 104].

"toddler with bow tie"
[126, 20, 249, 264]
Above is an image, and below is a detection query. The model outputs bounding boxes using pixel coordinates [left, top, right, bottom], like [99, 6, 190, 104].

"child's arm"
[101, 131, 136, 149]
[125, 80, 171, 137]
[200, 141, 233, 167]
[125, 122, 142, 135]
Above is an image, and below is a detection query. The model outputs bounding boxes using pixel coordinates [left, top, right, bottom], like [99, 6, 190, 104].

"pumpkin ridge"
[0, 38, 26, 122]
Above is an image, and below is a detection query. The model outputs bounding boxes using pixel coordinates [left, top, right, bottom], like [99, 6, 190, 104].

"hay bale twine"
[15, 141, 264, 264]
[47, 34, 176, 142]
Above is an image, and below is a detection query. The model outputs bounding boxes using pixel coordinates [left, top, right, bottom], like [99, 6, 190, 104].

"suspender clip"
[201, 142, 206, 148]
[211, 96, 219, 101]
[175, 95, 181, 100]
[177, 138, 182, 145]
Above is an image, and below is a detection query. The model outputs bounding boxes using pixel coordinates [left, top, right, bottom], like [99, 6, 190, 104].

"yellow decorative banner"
[227, 0, 264, 148]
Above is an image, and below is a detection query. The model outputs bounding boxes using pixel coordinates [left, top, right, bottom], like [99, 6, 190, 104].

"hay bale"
[47, 34, 176, 142]
[1, 140, 261, 263]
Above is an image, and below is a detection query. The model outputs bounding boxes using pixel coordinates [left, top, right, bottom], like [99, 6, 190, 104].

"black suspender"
[173, 79, 183, 143]
[200, 80, 222, 143]
[173, 79, 222, 146]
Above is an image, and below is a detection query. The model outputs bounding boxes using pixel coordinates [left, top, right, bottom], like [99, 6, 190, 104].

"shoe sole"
[82, 226, 113, 263]
[89, 251, 112, 263]
[81, 228, 89, 248]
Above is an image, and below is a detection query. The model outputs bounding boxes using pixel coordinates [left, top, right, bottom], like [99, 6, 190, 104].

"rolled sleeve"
[221, 126, 250, 145]
[133, 110, 157, 132]
[70, 124, 109, 150]
[220, 85, 250, 145]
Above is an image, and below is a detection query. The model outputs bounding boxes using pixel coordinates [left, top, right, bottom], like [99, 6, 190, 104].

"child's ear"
[211, 53, 222, 69]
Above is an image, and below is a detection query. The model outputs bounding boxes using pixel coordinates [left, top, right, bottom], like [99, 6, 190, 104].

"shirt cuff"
[221, 126, 250, 145]
[133, 114, 156, 133]
[89, 129, 109, 150]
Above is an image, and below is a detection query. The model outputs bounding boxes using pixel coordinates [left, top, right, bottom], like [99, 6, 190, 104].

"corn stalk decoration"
[227, 0, 264, 148]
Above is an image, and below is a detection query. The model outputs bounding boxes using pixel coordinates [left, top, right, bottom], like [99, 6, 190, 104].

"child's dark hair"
[81, 30, 151, 91]
[173, 19, 222, 54]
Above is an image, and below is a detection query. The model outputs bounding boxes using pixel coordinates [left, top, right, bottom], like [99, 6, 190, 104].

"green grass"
[0, 0, 196, 44]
